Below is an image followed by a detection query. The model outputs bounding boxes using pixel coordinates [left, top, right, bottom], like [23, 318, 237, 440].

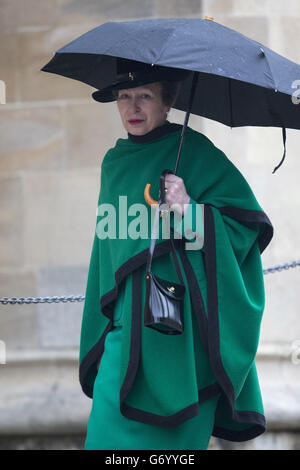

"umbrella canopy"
[41, 17, 300, 172]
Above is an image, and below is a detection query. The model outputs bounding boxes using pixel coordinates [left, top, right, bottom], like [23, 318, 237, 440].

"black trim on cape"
[79, 204, 273, 441]
[204, 204, 272, 442]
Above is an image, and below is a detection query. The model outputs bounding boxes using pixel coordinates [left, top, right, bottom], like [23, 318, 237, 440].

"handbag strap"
[145, 169, 185, 287]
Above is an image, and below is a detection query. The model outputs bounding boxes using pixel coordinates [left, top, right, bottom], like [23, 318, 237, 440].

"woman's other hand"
[164, 174, 191, 216]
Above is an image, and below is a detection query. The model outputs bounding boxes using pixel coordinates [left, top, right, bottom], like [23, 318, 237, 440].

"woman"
[80, 60, 274, 450]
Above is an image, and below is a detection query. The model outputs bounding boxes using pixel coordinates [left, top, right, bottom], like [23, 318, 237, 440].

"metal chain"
[0, 260, 299, 305]
[0, 295, 85, 305]
[262, 259, 300, 274]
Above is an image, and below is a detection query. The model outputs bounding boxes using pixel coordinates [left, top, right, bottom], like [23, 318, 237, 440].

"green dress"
[84, 197, 220, 450]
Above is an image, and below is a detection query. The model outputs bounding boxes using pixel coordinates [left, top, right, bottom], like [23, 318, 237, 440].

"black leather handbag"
[143, 169, 186, 335]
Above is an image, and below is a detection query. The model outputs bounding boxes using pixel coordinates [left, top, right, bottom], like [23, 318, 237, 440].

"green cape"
[79, 126, 273, 442]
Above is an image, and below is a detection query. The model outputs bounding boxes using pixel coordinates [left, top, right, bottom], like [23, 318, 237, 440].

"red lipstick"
[128, 119, 144, 125]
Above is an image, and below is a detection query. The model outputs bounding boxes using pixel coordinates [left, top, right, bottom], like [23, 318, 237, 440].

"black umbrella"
[41, 17, 300, 176]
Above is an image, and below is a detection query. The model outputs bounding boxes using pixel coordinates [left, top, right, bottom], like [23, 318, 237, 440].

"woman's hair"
[160, 80, 182, 108]
[113, 80, 182, 108]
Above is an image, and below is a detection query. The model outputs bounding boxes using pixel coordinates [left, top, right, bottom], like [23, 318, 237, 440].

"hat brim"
[92, 68, 191, 103]
[92, 77, 159, 103]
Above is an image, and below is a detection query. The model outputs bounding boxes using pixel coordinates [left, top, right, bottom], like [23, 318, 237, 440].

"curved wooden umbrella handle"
[144, 183, 158, 206]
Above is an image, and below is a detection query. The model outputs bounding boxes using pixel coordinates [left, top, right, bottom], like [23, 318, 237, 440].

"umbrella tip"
[205, 16, 214, 21]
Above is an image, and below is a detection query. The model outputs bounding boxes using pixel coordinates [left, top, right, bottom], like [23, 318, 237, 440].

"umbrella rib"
[261, 47, 278, 91]
[153, 20, 190, 65]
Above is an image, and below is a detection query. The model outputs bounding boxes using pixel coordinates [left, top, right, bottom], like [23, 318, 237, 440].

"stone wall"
[0, 0, 300, 450]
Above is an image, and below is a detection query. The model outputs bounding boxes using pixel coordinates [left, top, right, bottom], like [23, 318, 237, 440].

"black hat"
[92, 58, 191, 103]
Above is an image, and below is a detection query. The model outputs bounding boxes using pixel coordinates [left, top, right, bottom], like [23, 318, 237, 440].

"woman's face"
[116, 82, 170, 135]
